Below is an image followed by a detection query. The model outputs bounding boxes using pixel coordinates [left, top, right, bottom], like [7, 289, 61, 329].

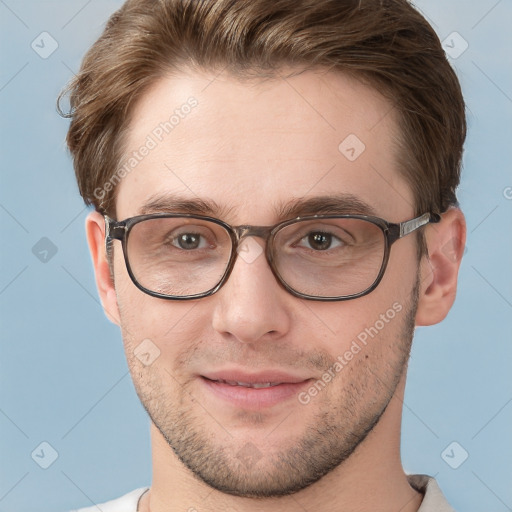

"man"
[61, 0, 466, 510]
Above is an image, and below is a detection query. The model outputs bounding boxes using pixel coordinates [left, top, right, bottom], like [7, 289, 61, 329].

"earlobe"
[415, 208, 466, 326]
[85, 210, 121, 325]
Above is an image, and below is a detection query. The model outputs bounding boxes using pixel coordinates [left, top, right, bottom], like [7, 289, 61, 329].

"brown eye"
[307, 232, 334, 251]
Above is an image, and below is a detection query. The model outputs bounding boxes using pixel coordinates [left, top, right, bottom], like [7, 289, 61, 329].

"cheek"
[300, 266, 417, 369]
[301, 292, 399, 343]
[118, 293, 202, 345]
[116, 283, 211, 377]
[113, 246, 172, 337]
[386, 234, 420, 282]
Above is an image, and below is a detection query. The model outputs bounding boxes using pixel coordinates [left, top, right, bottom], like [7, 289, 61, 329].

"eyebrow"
[138, 194, 233, 218]
[137, 192, 378, 220]
[276, 194, 378, 219]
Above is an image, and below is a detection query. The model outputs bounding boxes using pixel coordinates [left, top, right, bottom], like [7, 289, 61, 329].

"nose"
[211, 237, 292, 344]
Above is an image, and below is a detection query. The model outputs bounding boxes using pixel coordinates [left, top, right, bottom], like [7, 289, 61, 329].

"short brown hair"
[59, 0, 466, 221]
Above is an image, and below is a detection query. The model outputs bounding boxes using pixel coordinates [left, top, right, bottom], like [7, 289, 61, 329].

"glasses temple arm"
[398, 212, 441, 239]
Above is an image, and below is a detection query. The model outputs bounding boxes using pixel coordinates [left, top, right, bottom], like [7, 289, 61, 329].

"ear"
[415, 208, 466, 326]
[85, 210, 121, 325]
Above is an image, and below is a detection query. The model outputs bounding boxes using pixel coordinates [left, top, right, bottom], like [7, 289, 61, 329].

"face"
[100, 68, 424, 496]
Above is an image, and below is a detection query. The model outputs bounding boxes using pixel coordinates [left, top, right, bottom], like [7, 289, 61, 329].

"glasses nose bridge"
[234, 224, 274, 245]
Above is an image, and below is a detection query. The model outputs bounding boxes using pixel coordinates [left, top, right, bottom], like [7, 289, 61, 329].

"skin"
[86, 68, 466, 512]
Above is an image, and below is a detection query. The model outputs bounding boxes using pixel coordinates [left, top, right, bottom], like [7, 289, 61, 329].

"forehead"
[115, 68, 413, 222]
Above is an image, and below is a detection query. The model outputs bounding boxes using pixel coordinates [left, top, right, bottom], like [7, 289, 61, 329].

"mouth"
[204, 378, 290, 389]
[199, 370, 312, 409]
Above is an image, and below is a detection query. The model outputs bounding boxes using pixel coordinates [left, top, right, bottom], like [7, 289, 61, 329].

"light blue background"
[0, 1, 511, 510]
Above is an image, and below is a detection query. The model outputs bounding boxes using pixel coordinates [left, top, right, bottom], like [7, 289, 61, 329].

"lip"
[199, 369, 312, 409]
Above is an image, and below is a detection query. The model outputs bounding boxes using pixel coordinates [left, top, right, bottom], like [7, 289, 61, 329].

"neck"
[139, 373, 422, 512]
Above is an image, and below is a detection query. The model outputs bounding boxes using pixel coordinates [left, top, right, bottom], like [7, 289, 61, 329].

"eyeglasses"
[105, 211, 440, 301]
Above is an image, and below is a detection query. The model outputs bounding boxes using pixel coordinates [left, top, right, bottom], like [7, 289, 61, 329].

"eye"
[171, 232, 209, 250]
[299, 231, 344, 251]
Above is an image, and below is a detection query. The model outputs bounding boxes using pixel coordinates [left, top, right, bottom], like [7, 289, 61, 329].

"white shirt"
[70, 474, 455, 512]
